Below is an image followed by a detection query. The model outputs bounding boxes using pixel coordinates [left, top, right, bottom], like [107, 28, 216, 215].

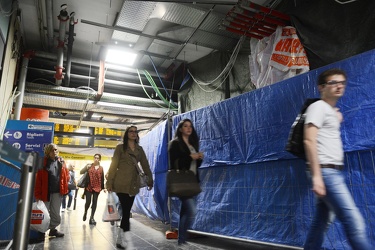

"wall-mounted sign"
[4, 120, 54, 156]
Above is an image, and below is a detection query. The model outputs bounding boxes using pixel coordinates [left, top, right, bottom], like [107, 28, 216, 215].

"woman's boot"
[116, 228, 126, 249]
[123, 231, 133, 249]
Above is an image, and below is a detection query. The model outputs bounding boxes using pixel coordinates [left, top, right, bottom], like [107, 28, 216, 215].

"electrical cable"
[136, 69, 173, 110]
[143, 70, 177, 110]
[188, 36, 245, 92]
[188, 36, 244, 87]
[147, 55, 177, 107]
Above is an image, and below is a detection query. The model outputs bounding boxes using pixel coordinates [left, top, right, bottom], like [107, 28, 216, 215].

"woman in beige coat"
[106, 126, 153, 249]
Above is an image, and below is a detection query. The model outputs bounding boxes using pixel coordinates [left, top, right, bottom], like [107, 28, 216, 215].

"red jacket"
[34, 156, 69, 201]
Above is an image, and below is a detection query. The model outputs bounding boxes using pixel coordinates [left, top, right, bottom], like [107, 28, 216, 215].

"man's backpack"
[285, 98, 320, 159]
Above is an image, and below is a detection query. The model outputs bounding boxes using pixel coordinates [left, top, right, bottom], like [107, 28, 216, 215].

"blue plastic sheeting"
[135, 50, 375, 249]
[172, 50, 375, 167]
[133, 120, 170, 223]
[193, 151, 375, 249]
[0, 160, 21, 240]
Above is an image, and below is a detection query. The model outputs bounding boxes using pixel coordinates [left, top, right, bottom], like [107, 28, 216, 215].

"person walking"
[34, 143, 69, 240]
[168, 118, 204, 245]
[303, 68, 371, 249]
[80, 154, 105, 225]
[106, 126, 154, 249]
[62, 163, 76, 211]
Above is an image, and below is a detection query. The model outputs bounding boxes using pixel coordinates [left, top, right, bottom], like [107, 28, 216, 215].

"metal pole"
[13, 56, 29, 120]
[12, 152, 39, 250]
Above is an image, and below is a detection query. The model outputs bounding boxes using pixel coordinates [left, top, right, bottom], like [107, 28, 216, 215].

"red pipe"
[239, 0, 290, 21]
[229, 9, 280, 30]
[226, 14, 276, 33]
[23, 50, 36, 59]
[54, 65, 64, 80]
[223, 25, 264, 40]
[222, 20, 273, 37]
[233, 6, 289, 27]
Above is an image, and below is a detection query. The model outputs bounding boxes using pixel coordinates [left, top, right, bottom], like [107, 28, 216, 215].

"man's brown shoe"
[49, 229, 64, 237]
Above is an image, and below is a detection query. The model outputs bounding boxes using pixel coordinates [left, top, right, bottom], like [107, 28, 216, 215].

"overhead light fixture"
[105, 48, 137, 67]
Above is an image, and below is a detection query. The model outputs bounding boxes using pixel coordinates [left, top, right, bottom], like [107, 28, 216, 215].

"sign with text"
[54, 124, 90, 134]
[4, 120, 54, 156]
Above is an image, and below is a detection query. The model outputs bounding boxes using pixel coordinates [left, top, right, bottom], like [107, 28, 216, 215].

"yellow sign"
[54, 124, 90, 133]
[54, 136, 89, 146]
[59, 152, 111, 161]
[94, 139, 121, 148]
[95, 127, 123, 136]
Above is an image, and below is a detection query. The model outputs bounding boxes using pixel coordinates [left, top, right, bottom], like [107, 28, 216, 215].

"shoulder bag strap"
[128, 153, 145, 175]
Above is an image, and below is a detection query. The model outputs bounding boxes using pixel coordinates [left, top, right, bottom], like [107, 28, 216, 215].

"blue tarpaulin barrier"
[135, 49, 375, 249]
[133, 120, 170, 224]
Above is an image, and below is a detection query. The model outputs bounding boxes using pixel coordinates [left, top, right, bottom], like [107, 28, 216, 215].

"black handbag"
[167, 169, 201, 197]
[77, 171, 89, 188]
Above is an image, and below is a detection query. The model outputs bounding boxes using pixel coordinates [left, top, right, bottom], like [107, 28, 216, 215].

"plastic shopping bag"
[30, 200, 50, 233]
[102, 192, 121, 222]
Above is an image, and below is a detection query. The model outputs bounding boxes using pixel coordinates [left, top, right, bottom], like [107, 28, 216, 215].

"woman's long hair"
[122, 126, 139, 151]
[174, 119, 199, 150]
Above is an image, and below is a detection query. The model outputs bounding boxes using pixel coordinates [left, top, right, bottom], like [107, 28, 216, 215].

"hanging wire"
[143, 70, 177, 110]
[188, 36, 245, 92]
[78, 42, 94, 127]
[136, 69, 175, 110]
[146, 55, 177, 107]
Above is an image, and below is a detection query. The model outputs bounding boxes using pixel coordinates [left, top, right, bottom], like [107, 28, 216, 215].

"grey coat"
[106, 143, 153, 196]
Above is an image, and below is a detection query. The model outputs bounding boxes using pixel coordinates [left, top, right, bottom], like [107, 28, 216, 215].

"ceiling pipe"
[22, 93, 169, 119]
[25, 82, 167, 107]
[64, 11, 78, 87]
[55, 4, 69, 85]
[239, 0, 290, 21]
[14, 52, 33, 120]
[32, 50, 161, 78]
[222, 20, 273, 37]
[27, 67, 177, 93]
[45, 0, 54, 51]
[226, 14, 276, 33]
[233, 6, 289, 27]
[222, 25, 263, 40]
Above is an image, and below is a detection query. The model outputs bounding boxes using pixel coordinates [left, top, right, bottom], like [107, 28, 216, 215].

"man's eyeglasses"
[324, 80, 347, 86]
[128, 130, 138, 134]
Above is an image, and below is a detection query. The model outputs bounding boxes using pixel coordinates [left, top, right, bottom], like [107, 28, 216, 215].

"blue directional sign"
[4, 120, 54, 156]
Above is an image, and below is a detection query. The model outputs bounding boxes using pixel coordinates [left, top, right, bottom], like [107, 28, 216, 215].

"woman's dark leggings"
[84, 190, 100, 218]
[117, 193, 135, 231]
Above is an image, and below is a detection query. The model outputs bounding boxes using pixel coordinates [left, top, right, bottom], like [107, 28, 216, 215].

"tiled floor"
[5, 191, 302, 250]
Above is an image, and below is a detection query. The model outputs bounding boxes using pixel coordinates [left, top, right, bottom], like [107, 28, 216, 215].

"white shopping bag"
[30, 200, 50, 233]
[102, 192, 121, 222]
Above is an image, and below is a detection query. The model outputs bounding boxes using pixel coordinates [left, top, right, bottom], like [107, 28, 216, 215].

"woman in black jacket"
[168, 118, 204, 245]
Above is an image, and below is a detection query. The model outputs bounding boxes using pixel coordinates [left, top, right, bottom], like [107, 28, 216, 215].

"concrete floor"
[4, 191, 302, 250]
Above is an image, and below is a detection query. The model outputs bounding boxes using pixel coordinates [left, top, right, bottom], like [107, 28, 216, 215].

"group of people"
[33, 68, 371, 249]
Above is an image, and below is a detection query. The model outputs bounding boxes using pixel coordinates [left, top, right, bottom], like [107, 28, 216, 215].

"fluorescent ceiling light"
[105, 49, 137, 66]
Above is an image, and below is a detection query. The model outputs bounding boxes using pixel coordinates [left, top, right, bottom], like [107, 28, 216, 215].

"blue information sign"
[4, 120, 54, 156]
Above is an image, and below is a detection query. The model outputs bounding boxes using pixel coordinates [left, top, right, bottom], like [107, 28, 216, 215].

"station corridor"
[9, 189, 301, 250]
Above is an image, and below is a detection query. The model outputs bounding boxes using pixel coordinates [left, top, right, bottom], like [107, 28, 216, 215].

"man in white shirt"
[303, 68, 371, 250]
